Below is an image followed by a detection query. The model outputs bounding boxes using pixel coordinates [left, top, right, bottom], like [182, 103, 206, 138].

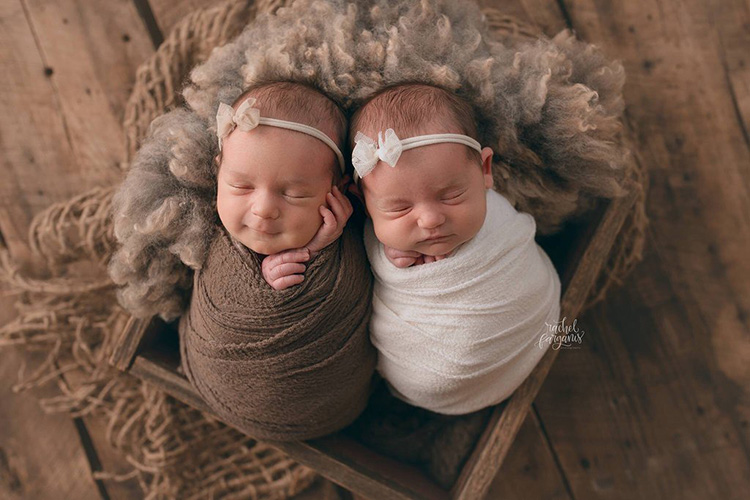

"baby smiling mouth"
[249, 224, 280, 235]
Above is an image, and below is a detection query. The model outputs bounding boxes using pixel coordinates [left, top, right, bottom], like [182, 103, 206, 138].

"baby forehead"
[362, 163, 469, 197]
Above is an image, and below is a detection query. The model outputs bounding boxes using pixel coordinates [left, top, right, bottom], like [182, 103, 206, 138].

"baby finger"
[326, 191, 347, 223]
[271, 274, 305, 290]
[384, 246, 421, 259]
[335, 186, 354, 217]
[319, 205, 336, 228]
[269, 262, 306, 281]
[392, 256, 417, 268]
[271, 248, 310, 265]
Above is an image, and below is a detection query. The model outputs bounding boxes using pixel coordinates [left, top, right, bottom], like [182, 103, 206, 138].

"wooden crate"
[108, 188, 638, 500]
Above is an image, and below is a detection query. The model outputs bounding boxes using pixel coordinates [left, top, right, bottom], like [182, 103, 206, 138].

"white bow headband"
[216, 98, 346, 173]
[351, 129, 482, 178]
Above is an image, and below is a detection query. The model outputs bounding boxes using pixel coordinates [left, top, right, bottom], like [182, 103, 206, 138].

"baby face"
[361, 142, 494, 256]
[217, 125, 336, 255]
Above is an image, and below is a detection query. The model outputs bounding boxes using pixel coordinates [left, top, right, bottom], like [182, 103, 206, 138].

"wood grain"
[532, 0, 750, 498]
[108, 314, 152, 371]
[0, 0, 151, 262]
[486, 410, 572, 500]
[0, 0, 77, 260]
[21, 0, 153, 175]
[0, 300, 101, 500]
[1, 1, 154, 498]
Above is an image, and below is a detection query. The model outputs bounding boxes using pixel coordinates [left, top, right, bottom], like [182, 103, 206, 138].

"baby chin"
[414, 235, 462, 256]
[236, 229, 297, 256]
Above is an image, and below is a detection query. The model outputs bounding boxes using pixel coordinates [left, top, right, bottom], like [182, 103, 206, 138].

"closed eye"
[382, 206, 412, 215]
[283, 192, 314, 199]
[441, 189, 467, 203]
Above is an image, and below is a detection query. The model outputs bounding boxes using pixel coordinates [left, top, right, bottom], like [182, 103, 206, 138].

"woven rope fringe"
[0, 1, 647, 498]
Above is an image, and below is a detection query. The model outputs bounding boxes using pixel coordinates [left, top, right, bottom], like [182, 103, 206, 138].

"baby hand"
[384, 246, 423, 268]
[384, 247, 451, 267]
[422, 254, 449, 264]
[261, 248, 310, 290]
[305, 186, 353, 256]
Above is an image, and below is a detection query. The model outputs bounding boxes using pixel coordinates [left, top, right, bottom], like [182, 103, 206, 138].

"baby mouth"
[421, 233, 452, 243]
[249, 225, 279, 235]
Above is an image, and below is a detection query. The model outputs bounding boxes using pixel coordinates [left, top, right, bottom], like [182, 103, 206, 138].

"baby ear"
[336, 173, 351, 192]
[481, 147, 494, 189]
[346, 178, 365, 204]
[345, 177, 369, 216]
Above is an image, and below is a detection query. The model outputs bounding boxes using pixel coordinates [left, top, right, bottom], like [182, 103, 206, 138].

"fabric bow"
[351, 129, 404, 178]
[216, 98, 261, 150]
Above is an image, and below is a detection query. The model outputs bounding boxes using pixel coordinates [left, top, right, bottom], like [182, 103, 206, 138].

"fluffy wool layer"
[110, 0, 628, 319]
[109, 110, 218, 319]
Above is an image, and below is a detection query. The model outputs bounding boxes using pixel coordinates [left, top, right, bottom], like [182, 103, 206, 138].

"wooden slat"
[1, 0, 153, 262]
[78, 416, 143, 500]
[22, 0, 153, 176]
[708, 0, 750, 141]
[1, 1, 155, 498]
[485, 410, 572, 500]
[108, 314, 154, 371]
[530, 0, 750, 498]
[131, 353, 213, 413]
[0, 0, 77, 260]
[0, 352, 102, 500]
[0, 300, 102, 500]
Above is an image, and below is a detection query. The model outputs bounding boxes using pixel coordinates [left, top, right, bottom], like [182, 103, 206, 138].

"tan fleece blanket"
[178, 222, 376, 441]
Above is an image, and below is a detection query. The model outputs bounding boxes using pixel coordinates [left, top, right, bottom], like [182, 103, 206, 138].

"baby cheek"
[459, 201, 486, 239]
[216, 191, 243, 233]
[287, 203, 324, 245]
[372, 217, 412, 251]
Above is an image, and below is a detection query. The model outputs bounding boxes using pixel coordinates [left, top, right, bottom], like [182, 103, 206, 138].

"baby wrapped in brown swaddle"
[178, 82, 376, 441]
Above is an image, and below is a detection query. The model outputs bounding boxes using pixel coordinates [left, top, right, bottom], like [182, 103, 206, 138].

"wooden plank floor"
[1, 0, 748, 499]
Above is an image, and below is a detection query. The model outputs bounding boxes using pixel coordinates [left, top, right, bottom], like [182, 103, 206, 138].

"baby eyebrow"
[282, 178, 312, 186]
[223, 168, 251, 180]
[376, 197, 411, 207]
[437, 182, 467, 194]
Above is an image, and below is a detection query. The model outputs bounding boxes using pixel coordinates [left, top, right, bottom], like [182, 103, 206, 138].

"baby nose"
[250, 192, 280, 219]
[417, 209, 446, 230]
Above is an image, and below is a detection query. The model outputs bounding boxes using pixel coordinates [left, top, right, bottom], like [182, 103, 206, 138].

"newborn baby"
[216, 86, 352, 289]
[350, 84, 561, 415]
[179, 82, 376, 441]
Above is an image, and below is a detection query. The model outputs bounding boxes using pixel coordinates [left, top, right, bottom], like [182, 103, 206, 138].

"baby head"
[350, 84, 493, 257]
[216, 82, 346, 255]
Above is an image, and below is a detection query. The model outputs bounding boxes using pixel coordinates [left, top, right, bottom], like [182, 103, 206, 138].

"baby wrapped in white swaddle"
[351, 84, 561, 415]
[364, 189, 559, 414]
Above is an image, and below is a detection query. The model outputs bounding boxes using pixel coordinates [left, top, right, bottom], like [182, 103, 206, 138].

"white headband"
[216, 98, 346, 173]
[351, 129, 482, 178]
